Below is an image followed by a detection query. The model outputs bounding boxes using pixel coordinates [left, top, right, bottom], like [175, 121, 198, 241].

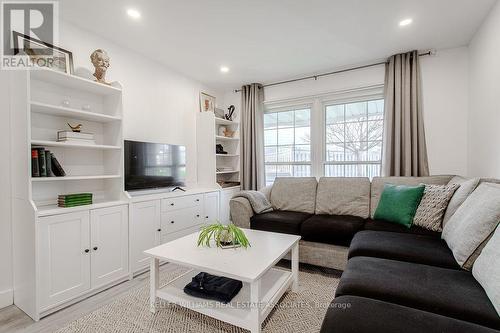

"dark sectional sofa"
[230, 176, 500, 332]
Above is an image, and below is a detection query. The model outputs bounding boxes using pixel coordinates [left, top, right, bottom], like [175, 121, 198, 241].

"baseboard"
[0, 289, 13, 309]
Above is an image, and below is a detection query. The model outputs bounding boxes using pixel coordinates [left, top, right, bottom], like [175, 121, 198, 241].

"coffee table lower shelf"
[152, 267, 293, 332]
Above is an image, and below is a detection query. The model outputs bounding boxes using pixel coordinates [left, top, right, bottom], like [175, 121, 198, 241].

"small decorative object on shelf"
[90, 49, 110, 85]
[215, 108, 225, 119]
[200, 92, 216, 113]
[223, 128, 235, 138]
[216, 144, 227, 154]
[218, 126, 226, 136]
[197, 223, 250, 249]
[224, 105, 235, 121]
[67, 123, 82, 132]
[58, 193, 93, 208]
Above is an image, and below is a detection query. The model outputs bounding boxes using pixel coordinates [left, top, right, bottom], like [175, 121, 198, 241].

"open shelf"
[32, 175, 121, 182]
[36, 200, 129, 217]
[30, 69, 122, 96]
[31, 140, 121, 150]
[216, 135, 239, 141]
[216, 170, 239, 174]
[216, 154, 239, 157]
[31, 101, 122, 122]
[215, 118, 239, 126]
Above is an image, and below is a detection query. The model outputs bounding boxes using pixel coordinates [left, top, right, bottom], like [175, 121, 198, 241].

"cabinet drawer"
[161, 194, 203, 212]
[161, 223, 203, 244]
[161, 206, 203, 234]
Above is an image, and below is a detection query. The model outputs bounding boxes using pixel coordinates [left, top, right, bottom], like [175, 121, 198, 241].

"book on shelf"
[37, 148, 47, 177]
[45, 150, 52, 177]
[51, 154, 66, 177]
[31, 149, 39, 177]
[58, 193, 93, 208]
[57, 131, 94, 141]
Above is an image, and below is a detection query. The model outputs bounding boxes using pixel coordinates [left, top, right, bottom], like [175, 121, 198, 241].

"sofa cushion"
[321, 296, 499, 333]
[373, 184, 425, 228]
[364, 218, 440, 238]
[315, 177, 370, 218]
[300, 215, 365, 246]
[250, 210, 312, 235]
[473, 226, 500, 316]
[413, 184, 459, 232]
[335, 257, 500, 330]
[442, 182, 500, 270]
[270, 177, 317, 214]
[370, 175, 453, 217]
[348, 231, 460, 269]
[442, 176, 480, 226]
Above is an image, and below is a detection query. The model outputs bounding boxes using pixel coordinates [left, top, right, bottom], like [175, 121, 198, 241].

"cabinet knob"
[157, 228, 161, 232]
[170, 203, 174, 206]
[205, 216, 209, 219]
[84, 249, 90, 253]
[196, 199, 200, 202]
[171, 221, 175, 224]
[93, 246, 98, 251]
[196, 214, 200, 217]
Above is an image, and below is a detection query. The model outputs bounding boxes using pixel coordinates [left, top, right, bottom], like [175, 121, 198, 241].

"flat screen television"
[124, 140, 186, 191]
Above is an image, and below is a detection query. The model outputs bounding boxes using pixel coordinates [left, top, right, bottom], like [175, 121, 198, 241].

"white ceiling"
[60, 0, 496, 91]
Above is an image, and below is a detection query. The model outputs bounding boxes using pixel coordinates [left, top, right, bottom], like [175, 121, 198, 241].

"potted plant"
[197, 222, 250, 249]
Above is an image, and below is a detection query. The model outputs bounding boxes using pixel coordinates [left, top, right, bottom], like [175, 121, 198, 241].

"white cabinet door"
[90, 205, 128, 288]
[38, 211, 91, 310]
[204, 191, 219, 224]
[220, 187, 240, 224]
[130, 200, 161, 273]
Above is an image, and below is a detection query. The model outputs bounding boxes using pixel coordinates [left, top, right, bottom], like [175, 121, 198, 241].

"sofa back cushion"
[315, 177, 370, 218]
[442, 176, 480, 226]
[370, 176, 453, 218]
[270, 177, 318, 214]
[442, 182, 500, 270]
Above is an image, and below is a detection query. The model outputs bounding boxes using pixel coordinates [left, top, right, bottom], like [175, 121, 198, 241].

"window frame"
[263, 85, 384, 182]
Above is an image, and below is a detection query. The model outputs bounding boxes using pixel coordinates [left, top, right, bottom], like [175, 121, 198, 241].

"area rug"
[56, 263, 341, 333]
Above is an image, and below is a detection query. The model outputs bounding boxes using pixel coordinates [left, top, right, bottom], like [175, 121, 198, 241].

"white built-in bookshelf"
[197, 112, 241, 189]
[10, 68, 126, 215]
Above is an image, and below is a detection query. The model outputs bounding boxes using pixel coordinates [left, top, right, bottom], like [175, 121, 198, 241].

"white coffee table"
[144, 228, 300, 333]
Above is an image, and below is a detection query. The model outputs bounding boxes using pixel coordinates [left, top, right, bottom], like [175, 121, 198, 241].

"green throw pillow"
[374, 184, 425, 228]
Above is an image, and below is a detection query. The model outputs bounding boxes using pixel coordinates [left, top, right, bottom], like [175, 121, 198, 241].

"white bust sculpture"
[90, 49, 110, 84]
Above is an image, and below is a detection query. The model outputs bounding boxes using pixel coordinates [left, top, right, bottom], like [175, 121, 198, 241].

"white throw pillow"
[472, 226, 500, 316]
[442, 183, 500, 270]
[442, 177, 480, 226]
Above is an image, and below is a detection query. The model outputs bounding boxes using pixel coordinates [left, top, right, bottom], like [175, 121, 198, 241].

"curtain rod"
[234, 50, 433, 93]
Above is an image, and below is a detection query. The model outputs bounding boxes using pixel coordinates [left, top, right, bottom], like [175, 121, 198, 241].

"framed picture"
[12, 31, 74, 74]
[200, 92, 216, 113]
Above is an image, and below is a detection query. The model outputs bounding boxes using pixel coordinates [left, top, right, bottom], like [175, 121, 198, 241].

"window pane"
[368, 164, 381, 178]
[295, 109, 310, 127]
[293, 165, 311, 177]
[264, 113, 278, 129]
[326, 143, 344, 162]
[325, 164, 344, 177]
[326, 123, 344, 143]
[278, 111, 294, 128]
[277, 128, 294, 145]
[265, 165, 277, 185]
[295, 126, 310, 144]
[264, 129, 277, 146]
[277, 146, 293, 162]
[368, 100, 384, 120]
[264, 146, 277, 162]
[367, 141, 382, 161]
[276, 164, 293, 178]
[326, 104, 344, 124]
[345, 143, 368, 162]
[345, 102, 367, 122]
[345, 164, 368, 177]
[345, 121, 367, 142]
[294, 145, 310, 162]
[367, 120, 383, 141]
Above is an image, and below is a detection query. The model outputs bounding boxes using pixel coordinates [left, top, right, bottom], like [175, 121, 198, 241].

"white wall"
[60, 21, 224, 186]
[227, 48, 470, 176]
[468, 1, 500, 178]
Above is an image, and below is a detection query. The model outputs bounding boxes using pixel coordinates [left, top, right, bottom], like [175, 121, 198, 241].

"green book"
[58, 199, 93, 204]
[58, 201, 92, 208]
[59, 193, 93, 200]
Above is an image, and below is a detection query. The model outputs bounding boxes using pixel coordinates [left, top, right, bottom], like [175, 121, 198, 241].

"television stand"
[171, 186, 186, 192]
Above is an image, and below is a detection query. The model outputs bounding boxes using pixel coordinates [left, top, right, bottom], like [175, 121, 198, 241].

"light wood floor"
[0, 269, 154, 333]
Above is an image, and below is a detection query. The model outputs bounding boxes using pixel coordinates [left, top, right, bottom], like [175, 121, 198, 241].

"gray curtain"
[240, 83, 265, 190]
[382, 50, 429, 176]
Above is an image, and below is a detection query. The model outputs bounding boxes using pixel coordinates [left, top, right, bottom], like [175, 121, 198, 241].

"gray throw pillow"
[413, 184, 459, 232]
[442, 177, 480, 226]
[442, 183, 500, 270]
[472, 226, 500, 316]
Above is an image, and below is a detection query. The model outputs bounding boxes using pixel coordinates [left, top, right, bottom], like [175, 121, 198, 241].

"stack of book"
[57, 131, 95, 145]
[58, 193, 93, 208]
[31, 147, 66, 177]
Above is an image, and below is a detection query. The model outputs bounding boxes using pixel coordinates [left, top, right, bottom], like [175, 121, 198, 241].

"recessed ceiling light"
[127, 8, 141, 19]
[220, 66, 229, 73]
[399, 18, 413, 27]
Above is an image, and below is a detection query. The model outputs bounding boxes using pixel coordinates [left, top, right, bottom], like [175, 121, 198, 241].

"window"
[264, 108, 311, 185]
[324, 99, 384, 177]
